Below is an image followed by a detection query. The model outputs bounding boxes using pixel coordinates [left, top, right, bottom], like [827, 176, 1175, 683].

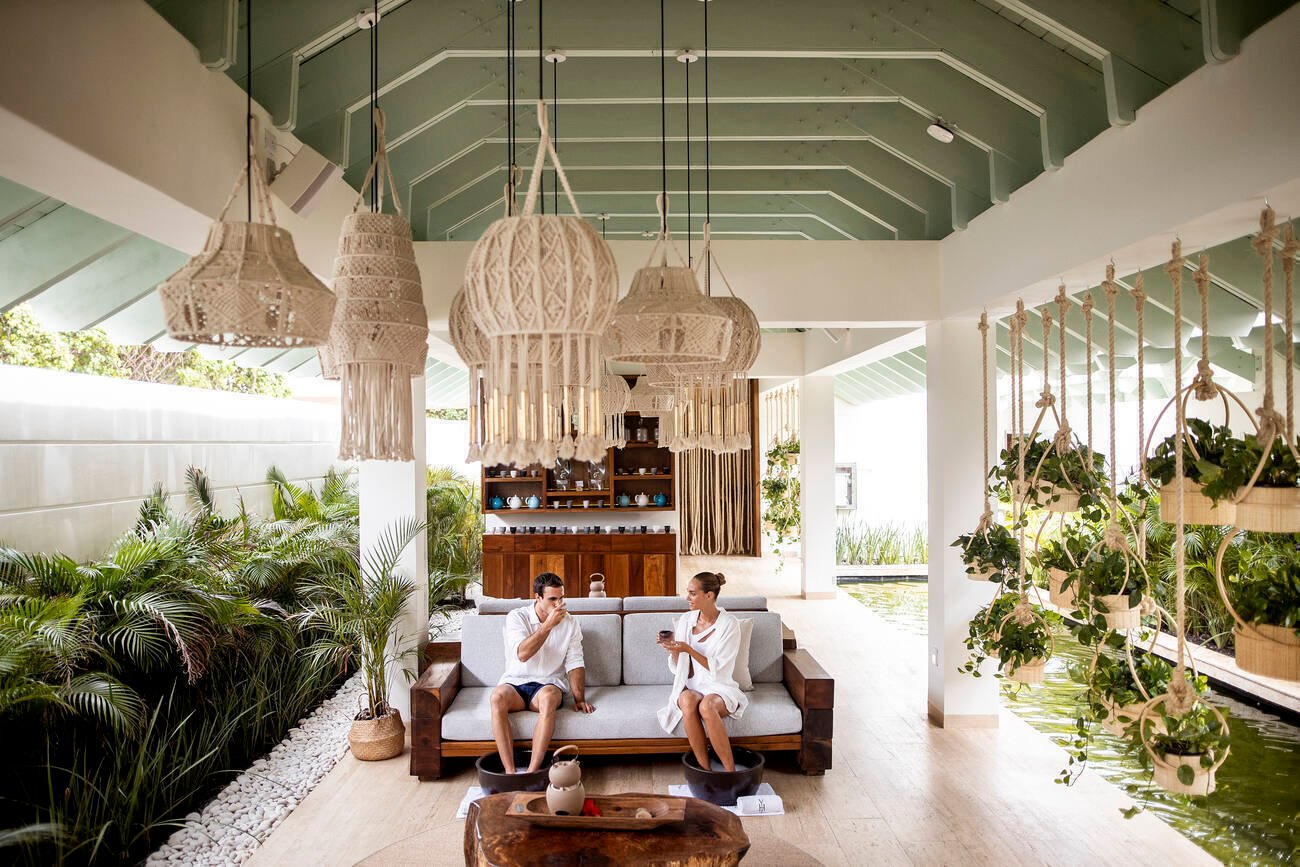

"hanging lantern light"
[463, 101, 617, 467]
[321, 108, 429, 461]
[159, 0, 334, 348]
[448, 289, 487, 463]
[599, 373, 631, 449]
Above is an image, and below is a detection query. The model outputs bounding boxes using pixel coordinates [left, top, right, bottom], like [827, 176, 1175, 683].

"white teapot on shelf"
[634, 492, 650, 507]
[506, 495, 524, 509]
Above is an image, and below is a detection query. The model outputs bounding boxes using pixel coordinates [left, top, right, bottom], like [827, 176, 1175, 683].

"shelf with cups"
[612, 474, 672, 480]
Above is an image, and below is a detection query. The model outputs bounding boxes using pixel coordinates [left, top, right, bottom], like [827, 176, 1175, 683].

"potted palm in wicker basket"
[300, 517, 425, 761]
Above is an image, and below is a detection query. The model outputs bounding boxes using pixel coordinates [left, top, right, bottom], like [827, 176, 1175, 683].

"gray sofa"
[410, 606, 833, 780]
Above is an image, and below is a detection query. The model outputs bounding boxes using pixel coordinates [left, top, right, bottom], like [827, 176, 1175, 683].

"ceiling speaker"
[270, 144, 342, 216]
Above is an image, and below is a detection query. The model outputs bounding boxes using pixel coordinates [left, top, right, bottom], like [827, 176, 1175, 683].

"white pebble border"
[146, 671, 366, 866]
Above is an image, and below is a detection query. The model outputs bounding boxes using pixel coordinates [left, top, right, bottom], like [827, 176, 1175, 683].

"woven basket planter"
[966, 563, 999, 582]
[1004, 657, 1046, 684]
[1047, 568, 1076, 608]
[1233, 623, 1300, 681]
[1099, 699, 1152, 737]
[1233, 486, 1300, 533]
[1012, 481, 1079, 513]
[1158, 479, 1235, 526]
[348, 708, 406, 761]
[1153, 753, 1215, 796]
[1097, 594, 1142, 630]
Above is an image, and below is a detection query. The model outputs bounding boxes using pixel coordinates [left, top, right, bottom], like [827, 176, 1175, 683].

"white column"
[358, 376, 429, 721]
[926, 320, 1000, 727]
[799, 375, 837, 598]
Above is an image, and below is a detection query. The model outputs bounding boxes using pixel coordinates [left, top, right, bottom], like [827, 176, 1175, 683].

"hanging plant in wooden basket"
[1213, 528, 1300, 682]
[952, 521, 1018, 583]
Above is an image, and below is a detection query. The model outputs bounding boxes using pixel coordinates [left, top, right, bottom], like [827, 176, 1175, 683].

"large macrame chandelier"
[652, 2, 759, 454]
[159, 0, 334, 348]
[604, 0, 732, 368]
[463, 101, 617, 467]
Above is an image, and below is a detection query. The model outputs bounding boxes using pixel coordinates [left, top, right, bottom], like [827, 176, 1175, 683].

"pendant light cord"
[552, 55, 558, 214]
[506, 0, 515, 215]
[246, 0, 252, 222]
[538, 0, 544, 215]
[659, 0, 667, 234]
[704, 0, 711, 227]
[369, 0, 378, 213]
[685, 56, 691, 264]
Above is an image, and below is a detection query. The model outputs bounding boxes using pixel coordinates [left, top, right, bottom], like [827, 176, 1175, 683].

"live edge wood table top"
[463, 792, 750, 866]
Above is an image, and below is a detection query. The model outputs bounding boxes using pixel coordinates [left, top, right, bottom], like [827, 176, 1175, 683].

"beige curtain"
[679, 381, 759, 555]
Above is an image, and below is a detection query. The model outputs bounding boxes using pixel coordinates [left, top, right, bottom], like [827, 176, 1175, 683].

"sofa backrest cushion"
[622, 595, 768, 612]
[459, 613, 623, 688]
[621, 611, 784, 686]
[475, 596, 622, 614]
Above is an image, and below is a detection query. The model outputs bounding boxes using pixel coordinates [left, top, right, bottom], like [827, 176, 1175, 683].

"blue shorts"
[511, 682, 560, 707]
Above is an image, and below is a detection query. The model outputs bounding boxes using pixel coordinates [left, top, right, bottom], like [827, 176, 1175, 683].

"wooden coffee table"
[464, 792, 750, 866]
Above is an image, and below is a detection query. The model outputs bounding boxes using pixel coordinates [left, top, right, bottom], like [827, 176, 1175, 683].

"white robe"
[656, 608, 749, 735]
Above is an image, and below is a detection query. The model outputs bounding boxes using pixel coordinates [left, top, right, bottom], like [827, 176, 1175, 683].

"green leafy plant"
[951, 522, 1018, 579]
[297, 518, 425, 721]
[1073, 547, 1145, 607]
[991, 435, 1107, 509]
[1147, 419, 1235, 489]
[1225, 534, 1300, 633]
[837, 520, 927, 565]
[1149, 702, 1230, 786]
[762, 436, 801, 568]
[1181, 430, 1300, 503]
[959, 593, 1020, 676]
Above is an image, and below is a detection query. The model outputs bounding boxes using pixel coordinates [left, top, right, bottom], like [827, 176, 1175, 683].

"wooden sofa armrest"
[409, 659, 460, 780]
[781, 623, 797, 651]
[782, 649, 833, 775]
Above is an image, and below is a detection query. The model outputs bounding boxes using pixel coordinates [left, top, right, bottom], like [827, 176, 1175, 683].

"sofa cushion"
[622, 595, 768, 612]
[476, 597, 622, 614]
[459, 613, 622, 688]
[621, 612, 784, 686]
[441, 683, 803, 741]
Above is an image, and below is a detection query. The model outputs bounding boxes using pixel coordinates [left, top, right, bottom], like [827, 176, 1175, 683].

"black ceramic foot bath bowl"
[475, 750, 551, 794]
[682, 747, 765, 806]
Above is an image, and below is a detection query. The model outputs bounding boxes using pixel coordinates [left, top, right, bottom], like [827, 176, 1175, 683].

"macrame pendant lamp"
[159, 118, 335, 347]
[463, 101, 618, 467]
[448, 288, 488, 463]
[160, 1, 333, 348]
[320, 110, 429, 461]
[599, 373, 632, 449]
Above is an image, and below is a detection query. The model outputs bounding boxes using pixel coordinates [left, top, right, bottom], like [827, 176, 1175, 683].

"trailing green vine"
[762, 435, 801, 569]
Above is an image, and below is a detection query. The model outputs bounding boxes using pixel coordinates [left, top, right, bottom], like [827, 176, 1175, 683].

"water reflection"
[845, 580, 1300, 866]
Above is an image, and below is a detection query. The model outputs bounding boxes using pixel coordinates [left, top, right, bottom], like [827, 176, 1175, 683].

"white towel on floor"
[456, 786, 487, 819]
[667, 783, 783, 816]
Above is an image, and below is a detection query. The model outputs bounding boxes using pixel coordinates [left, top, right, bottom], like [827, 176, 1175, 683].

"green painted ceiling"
[837, 221, 1300, 405]
[0, 174, 467, 403]
[149, 0, 1296, 242]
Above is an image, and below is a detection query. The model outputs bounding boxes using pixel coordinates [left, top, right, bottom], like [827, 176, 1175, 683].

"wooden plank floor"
[249, 555, 1216, 866]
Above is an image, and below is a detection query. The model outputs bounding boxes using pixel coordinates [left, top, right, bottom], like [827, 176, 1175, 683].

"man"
[489, 572, 596, 773]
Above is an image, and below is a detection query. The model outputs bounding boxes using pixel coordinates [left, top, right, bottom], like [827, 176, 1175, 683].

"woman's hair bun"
[716, 573, 726, 586]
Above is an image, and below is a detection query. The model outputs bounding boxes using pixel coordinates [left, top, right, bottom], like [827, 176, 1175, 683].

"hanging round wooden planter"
[1004, 657, 1046, 684]
[1097, 593, 1143, 630]
[1012, 480, 1079, 513]
[1158, 478, 1235, 526]
[348, 708, 405, 761]
[1232, 485, 1300, 533]
[966, 563, 998, 582]
[1047, 568, 1076, 608]
[1233, 624, 1300, 681]
[1153, 753, 1215, 796]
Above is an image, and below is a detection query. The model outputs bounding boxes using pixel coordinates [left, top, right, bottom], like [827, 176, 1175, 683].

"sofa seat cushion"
[460, 613, 622, 687]
[621, 612, 785, 686]
[441, 684, 803, 742]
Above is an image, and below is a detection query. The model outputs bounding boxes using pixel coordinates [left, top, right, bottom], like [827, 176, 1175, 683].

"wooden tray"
[506, 793, 685, 831]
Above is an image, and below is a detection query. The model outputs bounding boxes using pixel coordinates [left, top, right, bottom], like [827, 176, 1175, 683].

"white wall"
[0, 365, 340, 560]
[835, 395, 928, 527]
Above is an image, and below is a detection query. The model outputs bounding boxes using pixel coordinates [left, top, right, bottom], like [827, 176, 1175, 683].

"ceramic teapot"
[525, 494, 542, 509]
[588, 572, 607, 598]
[653, 492, 668, 507]
[489, 495, 505, 510]
[617, 493, 632, 507]
[546, 745, 585, 815]
[506, 495, 524, 510]
[635, 492, 650, 507]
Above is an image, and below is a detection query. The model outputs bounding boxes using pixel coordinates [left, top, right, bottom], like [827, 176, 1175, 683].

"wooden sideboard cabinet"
[481, 533, 677, 598]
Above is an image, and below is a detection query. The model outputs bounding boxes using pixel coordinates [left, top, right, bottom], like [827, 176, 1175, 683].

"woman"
[655, 571, 748, 772]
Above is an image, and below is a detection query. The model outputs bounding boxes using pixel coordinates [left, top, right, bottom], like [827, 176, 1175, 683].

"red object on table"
[580, 798, 601, 817]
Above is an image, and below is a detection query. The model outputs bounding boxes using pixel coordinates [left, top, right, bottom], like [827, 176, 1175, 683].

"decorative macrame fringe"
[338, 363, 414, 462]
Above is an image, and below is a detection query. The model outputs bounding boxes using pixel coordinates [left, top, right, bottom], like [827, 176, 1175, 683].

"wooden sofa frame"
[409, 641, 833, 781]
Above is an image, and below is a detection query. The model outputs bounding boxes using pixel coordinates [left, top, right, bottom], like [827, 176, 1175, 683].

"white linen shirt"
[498, 604, 585, 693]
